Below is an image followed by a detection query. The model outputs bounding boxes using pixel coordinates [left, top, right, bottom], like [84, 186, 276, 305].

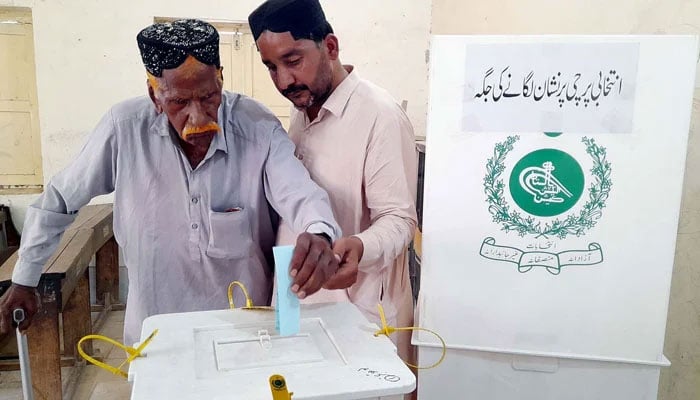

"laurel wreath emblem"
[483, 135, 612, 239]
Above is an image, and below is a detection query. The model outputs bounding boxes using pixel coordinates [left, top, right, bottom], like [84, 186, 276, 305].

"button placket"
[188, 172, 202, 261]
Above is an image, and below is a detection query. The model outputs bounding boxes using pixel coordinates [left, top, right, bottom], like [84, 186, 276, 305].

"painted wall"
[431, 1, 700, 399]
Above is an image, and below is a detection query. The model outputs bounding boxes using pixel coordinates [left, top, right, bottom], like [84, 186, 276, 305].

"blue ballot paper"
[273, 245, 300, 336]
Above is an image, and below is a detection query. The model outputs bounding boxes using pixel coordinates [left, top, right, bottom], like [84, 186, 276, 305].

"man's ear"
[217, 67, 224, 87]
[324, 34, 340, 60]
[148, 83, 163, 113]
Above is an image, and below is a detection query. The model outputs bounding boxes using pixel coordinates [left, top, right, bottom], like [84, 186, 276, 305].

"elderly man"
[0, 19, 341, 345]
[249, 0, 419, 364]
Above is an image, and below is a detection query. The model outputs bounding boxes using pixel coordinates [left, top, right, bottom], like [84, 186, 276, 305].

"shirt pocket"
[206, 208, 253, 259]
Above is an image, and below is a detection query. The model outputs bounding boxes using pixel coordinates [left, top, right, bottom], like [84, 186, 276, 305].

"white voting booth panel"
[416, 35, 698, 399]
[128, 303, 415, 400]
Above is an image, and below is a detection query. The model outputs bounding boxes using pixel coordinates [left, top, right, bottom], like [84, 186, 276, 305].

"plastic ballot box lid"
[128, 302, 415, 399]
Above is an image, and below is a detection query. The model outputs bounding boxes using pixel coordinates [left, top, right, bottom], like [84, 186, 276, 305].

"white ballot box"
[128, 302, 415, 400]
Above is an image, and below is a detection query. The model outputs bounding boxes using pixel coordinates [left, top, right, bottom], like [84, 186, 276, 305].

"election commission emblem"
[479, 136, 611, 275]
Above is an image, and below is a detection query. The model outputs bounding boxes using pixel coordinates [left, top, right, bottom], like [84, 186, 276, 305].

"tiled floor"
[0, 310, 132, 400]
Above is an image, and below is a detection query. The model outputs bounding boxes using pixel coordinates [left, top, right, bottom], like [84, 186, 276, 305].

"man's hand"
[324, 236, 363, 290]
[290, 232, 339, 299]
[0, 284, 40, 335]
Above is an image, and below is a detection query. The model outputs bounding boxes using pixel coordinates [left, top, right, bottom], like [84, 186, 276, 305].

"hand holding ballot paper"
[274, 232, 343, 336]
[289, 232, 340, 300]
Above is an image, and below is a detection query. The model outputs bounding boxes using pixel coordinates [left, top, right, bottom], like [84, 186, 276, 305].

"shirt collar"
[151, 111, 170, 136]
[320, 65, 360, 118]
[212, 103, 228, 154]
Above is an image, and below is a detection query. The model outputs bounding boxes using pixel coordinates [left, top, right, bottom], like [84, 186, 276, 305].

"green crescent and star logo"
[479, 135, 611, 275]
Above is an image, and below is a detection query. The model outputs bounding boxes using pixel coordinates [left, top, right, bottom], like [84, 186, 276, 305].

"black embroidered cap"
[137, 19, 220, 77]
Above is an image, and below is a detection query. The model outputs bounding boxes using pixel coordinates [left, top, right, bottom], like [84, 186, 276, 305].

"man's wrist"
[314, 232, 332, 245]
[11, 283, 37, 291]
[348, 236, 364, 261]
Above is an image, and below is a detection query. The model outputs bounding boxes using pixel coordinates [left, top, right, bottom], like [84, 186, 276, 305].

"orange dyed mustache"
[182, 122, 220, 139]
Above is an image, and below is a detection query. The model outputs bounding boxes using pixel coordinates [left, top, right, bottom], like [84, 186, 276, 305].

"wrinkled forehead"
[151, 57, 222, 97]
[164, 56, 216, 80]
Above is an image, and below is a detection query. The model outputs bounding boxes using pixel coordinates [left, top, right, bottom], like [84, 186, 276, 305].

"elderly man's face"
[256, 31, 333, 110]
[149, 56, 223, 146]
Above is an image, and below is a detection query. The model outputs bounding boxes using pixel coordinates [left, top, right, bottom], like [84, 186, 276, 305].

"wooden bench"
[0, 204, 120, 400]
